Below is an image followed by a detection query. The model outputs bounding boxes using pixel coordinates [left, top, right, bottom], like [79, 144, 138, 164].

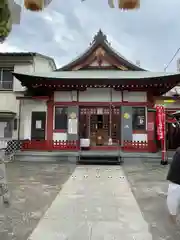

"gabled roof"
[57, 29, 145, 71]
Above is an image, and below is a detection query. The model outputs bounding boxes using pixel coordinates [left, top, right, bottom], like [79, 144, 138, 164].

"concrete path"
[28, 166, 152, 240]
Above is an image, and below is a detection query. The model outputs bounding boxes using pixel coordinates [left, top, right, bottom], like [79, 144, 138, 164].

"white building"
[0, 52, 56, 141]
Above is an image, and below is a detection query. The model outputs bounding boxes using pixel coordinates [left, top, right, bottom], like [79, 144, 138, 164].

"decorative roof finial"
[91, 29, 108, 44]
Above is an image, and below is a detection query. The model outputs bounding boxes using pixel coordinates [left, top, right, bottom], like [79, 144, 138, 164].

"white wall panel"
[20, 99, 47, 139]
[123, 91, 147, 102]
[132, 134, 147, 142]
[54, 91, 77, 102]
[79, 88, 110, 102]
[53, 133, 67, 141]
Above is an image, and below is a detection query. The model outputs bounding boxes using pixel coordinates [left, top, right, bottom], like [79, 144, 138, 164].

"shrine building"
[13, 30, 180, 153]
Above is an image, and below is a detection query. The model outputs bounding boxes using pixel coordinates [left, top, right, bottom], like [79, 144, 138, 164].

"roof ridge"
[57, 30, 144, 71]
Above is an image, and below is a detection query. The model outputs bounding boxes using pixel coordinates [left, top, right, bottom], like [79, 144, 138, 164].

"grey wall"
[121, 106, 133, 142]
[67, 106, 79, 141]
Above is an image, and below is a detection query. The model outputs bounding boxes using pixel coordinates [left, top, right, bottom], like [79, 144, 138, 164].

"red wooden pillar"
[46, 94, 54, 150]
[147, 110, 157, 152]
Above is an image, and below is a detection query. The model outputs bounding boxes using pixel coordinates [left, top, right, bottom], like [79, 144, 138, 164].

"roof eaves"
[57, 41, 98, 71]
[103, 42, 145, 71]
[13, 70, 180, 80]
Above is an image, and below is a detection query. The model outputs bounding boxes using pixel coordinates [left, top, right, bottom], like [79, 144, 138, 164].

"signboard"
[122, 106, 132, 141]
[148, 122, 154, 131]
[156, 105, 165, 140]
[68, 119, 78, 134]
[35, 120, 42, 129]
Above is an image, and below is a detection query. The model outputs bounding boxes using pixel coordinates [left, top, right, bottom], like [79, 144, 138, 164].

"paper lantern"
[119, 0, 140, 10]
[24, 0, 52, 11]
[0, 1, 12, 43]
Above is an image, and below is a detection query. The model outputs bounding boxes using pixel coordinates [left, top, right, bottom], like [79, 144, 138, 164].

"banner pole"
[161, 107, 168, 165]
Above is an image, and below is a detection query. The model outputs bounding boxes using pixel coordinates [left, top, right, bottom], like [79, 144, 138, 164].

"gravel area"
[0, 162, 75, 240]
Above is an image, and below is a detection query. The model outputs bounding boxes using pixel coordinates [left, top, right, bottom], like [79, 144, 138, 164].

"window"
[54, 107, 68, 130]
[132, 107, 146, 130]
[0, 68, 14, 90]
[0, 120, 13, 138]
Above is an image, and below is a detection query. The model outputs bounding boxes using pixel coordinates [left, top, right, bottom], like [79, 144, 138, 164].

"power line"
[164, 47, 180, 72]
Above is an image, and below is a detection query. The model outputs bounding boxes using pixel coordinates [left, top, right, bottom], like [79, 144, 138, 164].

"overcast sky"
[1, 0, 180, 71]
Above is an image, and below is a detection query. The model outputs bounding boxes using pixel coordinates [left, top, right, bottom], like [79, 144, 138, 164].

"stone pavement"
[123, 160, 180, 240]
[28, 166, 152, 240]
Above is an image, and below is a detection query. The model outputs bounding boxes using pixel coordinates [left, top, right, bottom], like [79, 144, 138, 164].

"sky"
[2, 0, 180, 71]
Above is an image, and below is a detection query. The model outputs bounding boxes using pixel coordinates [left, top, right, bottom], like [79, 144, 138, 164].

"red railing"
[21, 140, 149, 152]
[122, 141, 148, 152]
[21, 140, 79, 151]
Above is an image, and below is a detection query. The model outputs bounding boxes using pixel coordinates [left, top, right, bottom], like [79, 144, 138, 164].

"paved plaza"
[28, 165, 152, 240]
[123, 159, 180, 240]
[0, 160, 180, 239]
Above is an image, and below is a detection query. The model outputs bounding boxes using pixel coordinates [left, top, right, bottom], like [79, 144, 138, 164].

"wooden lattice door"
[111, 108, 121, 145]
[90, 114, 97, 146]
[89, 107, 110, 146]
[79, 108, 89, 138]
[102, 112, 110, 144]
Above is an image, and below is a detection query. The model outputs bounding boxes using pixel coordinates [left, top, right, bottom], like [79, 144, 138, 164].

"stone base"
[160, 160, 168, 165]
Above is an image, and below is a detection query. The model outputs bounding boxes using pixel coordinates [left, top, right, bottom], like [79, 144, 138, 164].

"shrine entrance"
[79, 107, 121, 148]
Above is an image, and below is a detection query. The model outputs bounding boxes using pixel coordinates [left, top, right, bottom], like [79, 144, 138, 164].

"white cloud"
[0, 42, 23, 52]
[2, 0, 180, 71]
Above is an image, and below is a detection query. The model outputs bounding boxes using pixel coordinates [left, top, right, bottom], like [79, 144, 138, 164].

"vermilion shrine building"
[13, 30, 180, 153]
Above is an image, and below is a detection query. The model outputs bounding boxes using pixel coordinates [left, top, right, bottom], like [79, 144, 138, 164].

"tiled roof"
[13, 70, 180, 80]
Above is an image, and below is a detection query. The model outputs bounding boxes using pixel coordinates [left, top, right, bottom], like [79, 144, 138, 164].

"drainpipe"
[109, 88, 112, 145]
[17, 99, 22, 141]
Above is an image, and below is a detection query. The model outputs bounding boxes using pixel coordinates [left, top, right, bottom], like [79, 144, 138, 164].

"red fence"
[21, 140, 149, 152]
[122, 141, 148, 152]
[21, 140, 79, 151]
